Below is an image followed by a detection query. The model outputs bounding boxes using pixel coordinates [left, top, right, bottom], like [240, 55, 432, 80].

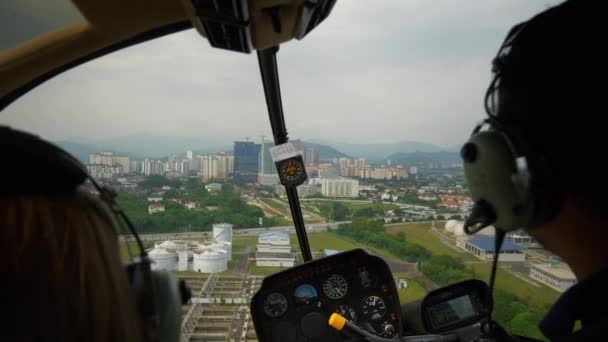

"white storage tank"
[192, 248, 228, 273]
[213, 241, 233, 261]
[445, 220, 458, 233]
[453, 222, 466, 236]
[213, 223, 233, 243]
[154, 240, 187, 251]
[149, 248, 178, 271]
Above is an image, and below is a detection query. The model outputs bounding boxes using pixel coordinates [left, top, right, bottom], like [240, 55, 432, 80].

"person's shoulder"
[553, 319, 608, 342]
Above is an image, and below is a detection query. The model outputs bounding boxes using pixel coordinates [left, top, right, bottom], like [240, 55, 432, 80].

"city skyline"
[1, 1, 560, 146]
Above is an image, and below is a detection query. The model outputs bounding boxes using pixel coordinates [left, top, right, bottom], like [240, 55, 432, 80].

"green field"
[473, 264, 559, 308]
[174, 270, 207, 277]
[304, 232, 360, 252]
[119, 241, 155, 261]
[387, 223, 477, 261]
[395, 276, 427, 304]
[224, 253, 245, 275]
[231, 235, 257, 253]
[260, 199, 290, 216]
[248, 265, 288, 276]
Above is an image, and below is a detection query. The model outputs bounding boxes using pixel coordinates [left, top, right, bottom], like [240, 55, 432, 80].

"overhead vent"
[191, 0, 253, 53]
[294, 0, 337, 39]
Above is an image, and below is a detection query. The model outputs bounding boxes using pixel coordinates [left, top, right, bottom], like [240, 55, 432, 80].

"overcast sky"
[1, 1, 560, 147]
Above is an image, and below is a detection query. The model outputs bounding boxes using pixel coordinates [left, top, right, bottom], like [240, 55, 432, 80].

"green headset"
[0, 126, 190, 342]
[461, 21, 561, 234]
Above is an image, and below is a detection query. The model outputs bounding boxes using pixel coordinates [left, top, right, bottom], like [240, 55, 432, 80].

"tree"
[353, 207, 375, 218]
[139, 175, 181, 189]
[436, 215, 446, 220]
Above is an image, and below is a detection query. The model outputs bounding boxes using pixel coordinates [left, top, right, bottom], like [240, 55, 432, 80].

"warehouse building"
[255, 231, 296, 267]
[457, 236, 526, 261]
[530, 263, 577, 293]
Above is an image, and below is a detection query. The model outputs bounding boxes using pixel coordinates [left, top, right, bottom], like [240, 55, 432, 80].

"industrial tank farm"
[148, 223, 233, 273]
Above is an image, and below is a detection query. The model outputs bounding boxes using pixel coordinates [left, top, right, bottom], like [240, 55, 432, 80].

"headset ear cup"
[150, 271, 183, 342]
[462, 131, 533, 231]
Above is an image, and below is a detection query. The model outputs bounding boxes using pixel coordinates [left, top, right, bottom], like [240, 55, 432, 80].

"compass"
[276, 155, 307, 187]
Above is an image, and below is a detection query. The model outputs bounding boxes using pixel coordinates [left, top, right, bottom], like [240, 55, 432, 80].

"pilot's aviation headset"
[0, 126, 190, 342]
[461, 22, 561, 234]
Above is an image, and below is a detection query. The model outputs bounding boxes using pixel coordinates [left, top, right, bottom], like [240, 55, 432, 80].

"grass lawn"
[472, 264, 559, 308]
[248, 265, 288, 276]
[261, 198, 290, 216]
[231, 236, 257, 253]
[396, 278, 427, 304]
[174, 270, 207, 277]
[119, 241, 154, 261]
[224, 253, 245, 275]
[386, 223, 477, 261]
[304, 232, 360, 252]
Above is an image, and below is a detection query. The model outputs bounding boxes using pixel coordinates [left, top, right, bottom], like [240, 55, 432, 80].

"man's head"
[491, 0, 606, 221]
[463, 0, 608, 278]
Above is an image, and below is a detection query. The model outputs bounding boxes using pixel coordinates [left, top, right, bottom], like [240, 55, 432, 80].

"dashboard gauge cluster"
[251, 249, 402, 342]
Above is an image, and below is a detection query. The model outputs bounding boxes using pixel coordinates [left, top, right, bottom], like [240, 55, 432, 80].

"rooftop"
[467, 236, 526, 252]
[259, 231, 289, 238]
[255, 252, 296, 259]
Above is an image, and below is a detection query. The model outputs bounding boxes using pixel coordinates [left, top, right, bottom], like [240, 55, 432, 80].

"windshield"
[2, 1, 567, 341]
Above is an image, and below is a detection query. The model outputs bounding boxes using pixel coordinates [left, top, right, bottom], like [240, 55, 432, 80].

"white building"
[147, 194, 163, 202]
[142, 159, 167, 176]
[148, 203, 165, 214]
[205, 183, 223, 192]
[185, 201, 199, 209]
[86, 164, 121, 179]
[320, 178, 359, 198]
[457, 236, 526, 262]
[256, 231, 295, 267]
[200, 154, 234, 181]
[257, 231, 291, 253]
[530, 263, 577, 293]
[90, 152, 130, 173]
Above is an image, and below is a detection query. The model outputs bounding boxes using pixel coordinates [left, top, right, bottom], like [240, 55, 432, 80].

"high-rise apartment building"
[142, 159, 166, 176]
[320, 178, 359, 198]
[200, 154, 234, 181]
[89, 152, 130, 173]
[258, 141, 279, 185]
[234, 141, 260, 180]
[305, 147, 319, 166]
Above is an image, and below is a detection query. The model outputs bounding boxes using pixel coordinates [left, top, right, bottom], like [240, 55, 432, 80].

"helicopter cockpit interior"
[2, 1, 601, 341]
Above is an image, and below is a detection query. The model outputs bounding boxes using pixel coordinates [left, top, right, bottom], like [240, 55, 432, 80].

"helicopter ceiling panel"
[251, 249, 403, 342]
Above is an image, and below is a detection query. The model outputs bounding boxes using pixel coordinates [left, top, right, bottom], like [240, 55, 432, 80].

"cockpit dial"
[263, 292, 288, 318]
[361, 296, 387, 321]
[322, 274, 349, 299]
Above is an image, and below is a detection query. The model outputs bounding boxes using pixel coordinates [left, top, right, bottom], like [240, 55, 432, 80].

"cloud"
[1, 0, 563, 147]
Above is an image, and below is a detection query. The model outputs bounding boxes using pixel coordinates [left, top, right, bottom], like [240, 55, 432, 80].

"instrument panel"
[421, 279, 490, 334]
[251, 249, 402, 342]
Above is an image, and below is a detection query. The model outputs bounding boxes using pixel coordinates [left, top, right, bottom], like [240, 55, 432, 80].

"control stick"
[329, 313, 459, 342]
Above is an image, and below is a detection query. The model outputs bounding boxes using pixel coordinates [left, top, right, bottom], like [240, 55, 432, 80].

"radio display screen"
[427, 294, 477, 330]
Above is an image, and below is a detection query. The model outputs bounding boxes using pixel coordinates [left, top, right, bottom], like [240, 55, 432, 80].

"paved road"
[235, 245, 252, 276]
[120, 220, 439, 242]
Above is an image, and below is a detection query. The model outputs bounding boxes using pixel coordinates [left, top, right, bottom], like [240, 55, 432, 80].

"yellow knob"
[328, 313, 347, 331]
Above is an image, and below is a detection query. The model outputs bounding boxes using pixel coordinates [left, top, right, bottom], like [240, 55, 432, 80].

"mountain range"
[54, 133, 458, 164]
[307, 139, 458, 163]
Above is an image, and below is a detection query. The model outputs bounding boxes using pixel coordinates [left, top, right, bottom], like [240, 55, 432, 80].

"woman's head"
[1, 189, 142, 341]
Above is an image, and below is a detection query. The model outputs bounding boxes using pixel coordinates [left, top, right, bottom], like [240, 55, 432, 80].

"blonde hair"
[0, 189, 142, 342]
